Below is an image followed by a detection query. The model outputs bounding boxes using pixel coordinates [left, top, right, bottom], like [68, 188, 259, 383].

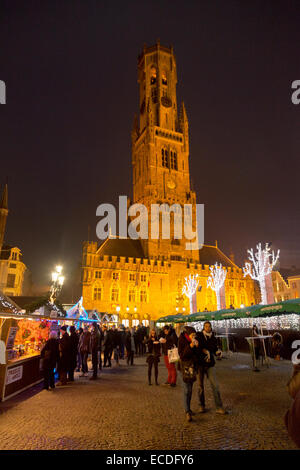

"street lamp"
[50, 265, 64, 304]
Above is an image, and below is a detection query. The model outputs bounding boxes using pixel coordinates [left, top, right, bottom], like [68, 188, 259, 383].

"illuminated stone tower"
[132, 42, 199, 262]
[0, 185, 8, 254]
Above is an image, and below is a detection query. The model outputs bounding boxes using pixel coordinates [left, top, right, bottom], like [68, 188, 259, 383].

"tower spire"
[0, 184, 8, 210]
[0, 184, 8, 254]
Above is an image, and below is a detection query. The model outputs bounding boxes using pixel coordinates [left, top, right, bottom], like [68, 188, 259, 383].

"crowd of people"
[40, 320, 300, 447]
[40, 321, 226, 421]
[40, 323, 149, 387]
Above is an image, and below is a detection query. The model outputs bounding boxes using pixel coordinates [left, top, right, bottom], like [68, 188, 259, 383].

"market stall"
[156, 299, 300, 359]
[0, 311, 54, 401]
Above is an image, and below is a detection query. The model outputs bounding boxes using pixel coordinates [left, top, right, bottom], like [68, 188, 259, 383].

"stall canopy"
[0, 292, 22, 315]
[156, 298, 300, 324]
[66, 297, 89, 320]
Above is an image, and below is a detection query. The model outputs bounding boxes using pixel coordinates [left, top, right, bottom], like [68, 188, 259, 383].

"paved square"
[0, 353, 298, 450]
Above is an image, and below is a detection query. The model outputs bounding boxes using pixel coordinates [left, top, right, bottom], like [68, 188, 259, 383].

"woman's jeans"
[183, 381, 194, 412]
[197, 365, 223, 409]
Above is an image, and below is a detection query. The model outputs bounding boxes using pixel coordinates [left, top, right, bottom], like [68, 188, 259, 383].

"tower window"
[150, 67, 157, 85]
[162, 71, 167, 85]
[170, 151, 178, 170]
[151, 87, 157, 103]
[162, 149, 169, 168]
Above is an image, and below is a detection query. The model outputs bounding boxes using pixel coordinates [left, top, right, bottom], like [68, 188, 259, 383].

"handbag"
[168, 347, 179, 363]
[181, 360, 197, 383]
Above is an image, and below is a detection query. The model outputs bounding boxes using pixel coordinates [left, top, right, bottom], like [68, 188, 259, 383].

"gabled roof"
[94, 238, 238, 268]
[0, 292, 22, 314]
[275, 268, 300, 283]
[97, 238, 145, 259]
[199, 245, 237, 269]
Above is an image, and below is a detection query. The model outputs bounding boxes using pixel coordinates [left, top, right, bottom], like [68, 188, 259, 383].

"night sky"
[1, 0, 300, 296]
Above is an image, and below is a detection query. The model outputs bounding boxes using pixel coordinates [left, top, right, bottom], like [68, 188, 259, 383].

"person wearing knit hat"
[184, 326, 196, 336]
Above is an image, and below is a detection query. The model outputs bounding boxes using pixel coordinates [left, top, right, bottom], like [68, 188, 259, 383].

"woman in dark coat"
[146, 329, 161, 385]
[178, 326, 199, 422]
[41, 331, 60, 390]
[57, 326, 71, 385]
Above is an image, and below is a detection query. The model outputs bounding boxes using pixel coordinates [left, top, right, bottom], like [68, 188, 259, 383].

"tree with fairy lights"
[207, 263, 227, 311]
[243, 242, 280, 305]
[182, 274, 199, 314]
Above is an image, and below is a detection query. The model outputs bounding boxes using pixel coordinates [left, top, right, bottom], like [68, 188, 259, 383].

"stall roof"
[0, 292, 22, 314]
[156, 298, 300, 324]
[0, 312, 100, 323]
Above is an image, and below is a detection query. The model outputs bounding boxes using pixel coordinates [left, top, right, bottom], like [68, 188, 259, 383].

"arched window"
[93, 287, 102, 301]
[111, 288, 119, 302]
[170, 151, 178, 170]
[128, 288, 135, 303]
[162, 149, 169, 168]
[162, 71, 167, 85]
[140, 289, 147, 303]
[150, 67, 157, 85]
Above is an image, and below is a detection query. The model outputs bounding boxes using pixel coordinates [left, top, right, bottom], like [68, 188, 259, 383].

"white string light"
[207, 263, 227, 311]
[191, 314, 300, 332]
[243, 242, 280, 304]
[182, 274, 199, 314]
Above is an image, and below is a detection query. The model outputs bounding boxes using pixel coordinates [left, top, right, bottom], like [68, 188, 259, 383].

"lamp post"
[50, 265, 64, 304]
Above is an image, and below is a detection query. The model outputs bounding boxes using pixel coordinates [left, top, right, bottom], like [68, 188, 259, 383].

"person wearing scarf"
[178, 326, 200, 422]
[196, 321, 226, 415]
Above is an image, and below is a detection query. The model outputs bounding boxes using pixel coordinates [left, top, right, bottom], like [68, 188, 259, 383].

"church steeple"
[0, 184, 8, 254]
[137, 42, 179, 133]
[132, 44, 198, 262]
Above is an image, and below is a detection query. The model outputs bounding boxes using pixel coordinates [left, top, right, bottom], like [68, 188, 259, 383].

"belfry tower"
[131, 42, 199, 262]
[0, 184, 8, 254]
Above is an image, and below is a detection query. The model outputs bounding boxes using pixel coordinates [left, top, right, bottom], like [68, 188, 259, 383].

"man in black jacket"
[90, 323, 100, 380]
[196, 321, 226, 414]
[103, 325, 113, 367]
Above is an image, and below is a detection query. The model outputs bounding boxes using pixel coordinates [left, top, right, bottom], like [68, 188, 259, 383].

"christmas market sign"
[6, 365, 23, 385]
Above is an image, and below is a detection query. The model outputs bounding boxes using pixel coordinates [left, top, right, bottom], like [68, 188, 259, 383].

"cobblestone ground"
[0, 353, 298, 450]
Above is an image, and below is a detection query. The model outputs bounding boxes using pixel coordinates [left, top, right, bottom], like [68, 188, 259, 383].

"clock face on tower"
[167, 179, 176, 190]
